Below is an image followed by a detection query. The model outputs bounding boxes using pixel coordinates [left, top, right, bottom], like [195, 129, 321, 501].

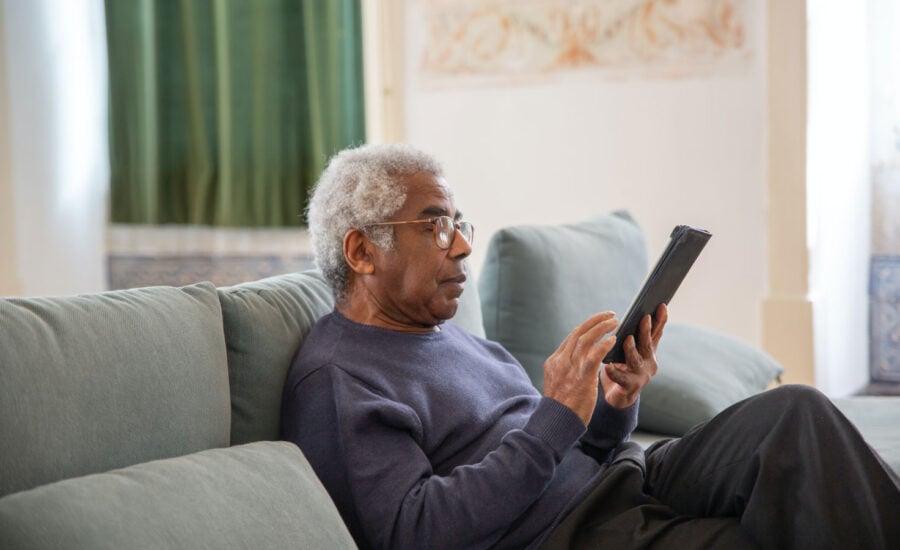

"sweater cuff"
[592, 394, 639, 441]
[522, 397, 586, 457]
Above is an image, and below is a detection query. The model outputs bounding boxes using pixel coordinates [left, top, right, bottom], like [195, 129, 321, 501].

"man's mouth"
[443, 274, 467, 285]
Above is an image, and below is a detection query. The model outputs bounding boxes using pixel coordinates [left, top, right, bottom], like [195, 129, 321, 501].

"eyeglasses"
[365, 215, 475, 249]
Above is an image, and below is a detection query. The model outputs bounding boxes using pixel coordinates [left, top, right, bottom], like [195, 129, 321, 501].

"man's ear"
[343, 228, 376, 275]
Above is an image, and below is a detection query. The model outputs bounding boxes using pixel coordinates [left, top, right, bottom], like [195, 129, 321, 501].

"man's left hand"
[601, 303, 667, 409]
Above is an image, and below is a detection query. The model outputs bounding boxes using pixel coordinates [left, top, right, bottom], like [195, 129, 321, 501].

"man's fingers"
[585, 334, 617, 370]
[604, 363, 631, 387]
[622, 334, 642, 369]
[563, 311, 616, 346]
[572, 321, 619, 375]
[651, 304, 668, 345]
[635, 314, 651, 355]
[561, 311, 618, 359]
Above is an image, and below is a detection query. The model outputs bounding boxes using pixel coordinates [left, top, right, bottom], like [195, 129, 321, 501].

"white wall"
[0, 1, 18, 295]
[402, 1, 768, 346]
[0, 0, 108, 296]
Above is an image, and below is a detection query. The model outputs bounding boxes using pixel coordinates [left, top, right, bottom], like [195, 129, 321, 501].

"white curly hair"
[307, 143, 444, 297]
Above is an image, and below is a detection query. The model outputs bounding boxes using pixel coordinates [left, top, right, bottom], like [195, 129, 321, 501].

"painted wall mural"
[418, 0, 750, 82]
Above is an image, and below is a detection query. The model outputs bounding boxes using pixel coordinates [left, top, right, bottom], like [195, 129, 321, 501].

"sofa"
[1, 211, 898, 548]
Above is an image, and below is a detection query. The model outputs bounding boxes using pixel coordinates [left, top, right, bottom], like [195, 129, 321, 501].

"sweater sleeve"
[283, 365, 585, 550]
[580, 393, 639, 459]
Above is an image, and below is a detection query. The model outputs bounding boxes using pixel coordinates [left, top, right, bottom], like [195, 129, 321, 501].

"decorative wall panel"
[418, 0, 750, 83]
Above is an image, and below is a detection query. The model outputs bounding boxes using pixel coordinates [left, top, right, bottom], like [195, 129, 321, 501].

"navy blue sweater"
[281, 311, 638, 549]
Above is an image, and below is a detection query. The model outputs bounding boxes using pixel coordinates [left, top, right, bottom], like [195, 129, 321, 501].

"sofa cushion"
[832, 396, 900, 475]
[0, 283, 230, 498]
[478, 211, 648, 388]
[218, 271, 334, 444]
[0, 441, 357, 549]
[640, 323, 784, 435]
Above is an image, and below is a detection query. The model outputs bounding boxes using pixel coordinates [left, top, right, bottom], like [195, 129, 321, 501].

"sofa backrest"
[218, 271, 334, 445]
[219, 268, 486, 445]
[0, 283, 230, 497]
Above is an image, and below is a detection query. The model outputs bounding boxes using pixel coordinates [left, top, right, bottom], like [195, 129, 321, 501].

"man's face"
[365, 172, 472, 330]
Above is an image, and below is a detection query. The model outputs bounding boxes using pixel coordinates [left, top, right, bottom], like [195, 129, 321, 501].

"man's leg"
[539, 442, 757, 549]
[644, 385, 900, 549]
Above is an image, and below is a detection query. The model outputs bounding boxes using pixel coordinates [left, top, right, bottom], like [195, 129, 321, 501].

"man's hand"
[542, 311, 620, 426]
[601, 303, 667, 409]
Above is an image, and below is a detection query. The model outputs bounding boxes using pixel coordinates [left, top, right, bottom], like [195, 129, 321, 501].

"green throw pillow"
[478, 211, 783, 435]
[0, 442, 356, 549]
[642, 323, 784, 435]
[479, 211, 648, 388]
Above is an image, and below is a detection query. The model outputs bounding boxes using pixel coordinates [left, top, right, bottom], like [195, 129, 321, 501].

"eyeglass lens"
[434, 216, 474, 249]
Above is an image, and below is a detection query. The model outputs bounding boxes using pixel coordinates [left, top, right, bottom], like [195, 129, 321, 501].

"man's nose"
[449, 226, 472, 258]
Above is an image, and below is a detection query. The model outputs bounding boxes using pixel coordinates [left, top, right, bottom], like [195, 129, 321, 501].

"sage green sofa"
[1, 212, 897, 549]
[0, 271, 358, 549]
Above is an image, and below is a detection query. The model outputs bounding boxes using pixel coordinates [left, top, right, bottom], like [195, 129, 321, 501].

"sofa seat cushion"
[832, 396, 900, 475]
[0, 283, 230, 497]
[0, 441, 357, 549]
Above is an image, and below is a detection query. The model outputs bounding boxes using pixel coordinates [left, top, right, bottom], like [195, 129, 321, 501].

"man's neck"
[335, 300, 439, 334]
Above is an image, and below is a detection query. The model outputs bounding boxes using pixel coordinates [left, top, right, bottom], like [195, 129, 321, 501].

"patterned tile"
[870, 256, 900, 382]
[107, 254, 315, 290]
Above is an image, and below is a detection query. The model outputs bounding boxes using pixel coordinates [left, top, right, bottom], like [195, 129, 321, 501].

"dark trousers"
[540, 385, 900, 549]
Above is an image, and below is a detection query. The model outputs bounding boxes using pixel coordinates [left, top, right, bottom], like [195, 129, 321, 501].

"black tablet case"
[603, 225, 711, 363]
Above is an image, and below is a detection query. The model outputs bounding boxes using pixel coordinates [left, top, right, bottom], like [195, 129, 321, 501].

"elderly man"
[281, 143, 900, 549]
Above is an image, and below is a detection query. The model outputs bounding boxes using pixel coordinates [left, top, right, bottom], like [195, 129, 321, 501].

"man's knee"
[763, 384, 829, 409]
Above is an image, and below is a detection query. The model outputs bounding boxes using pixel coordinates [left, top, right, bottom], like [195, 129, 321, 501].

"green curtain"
[105, 0, 365, 227]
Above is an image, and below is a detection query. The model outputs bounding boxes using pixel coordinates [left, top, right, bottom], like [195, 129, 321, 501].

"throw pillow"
[479, 211, 648, 388]
[477, 211, 784, 436]
[642, 323, 784, 435]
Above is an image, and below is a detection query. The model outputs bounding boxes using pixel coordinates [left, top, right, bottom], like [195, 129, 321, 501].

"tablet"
[603, 224, 711, 363]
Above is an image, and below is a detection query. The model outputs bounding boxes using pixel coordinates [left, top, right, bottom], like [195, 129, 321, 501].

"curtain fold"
[105, 0, 365, 227]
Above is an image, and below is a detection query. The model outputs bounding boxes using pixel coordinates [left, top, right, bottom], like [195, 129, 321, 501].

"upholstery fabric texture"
[0, 441, 357, 550]
[831, 396, 900, 475]
[0, 283, 230, 497]
[641, 323, 784, 435]
[218, 271, 335, 444]
[479, 211, 648, 388]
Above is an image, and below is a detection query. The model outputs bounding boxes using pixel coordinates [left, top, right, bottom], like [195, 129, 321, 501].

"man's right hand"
[542, 312, 619, 425]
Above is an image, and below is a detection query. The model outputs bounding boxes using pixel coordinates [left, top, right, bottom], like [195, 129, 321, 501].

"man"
[282, 143, 900, 549]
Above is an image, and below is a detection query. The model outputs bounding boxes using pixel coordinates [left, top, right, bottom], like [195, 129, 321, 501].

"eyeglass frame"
[363, 215, 475, 250]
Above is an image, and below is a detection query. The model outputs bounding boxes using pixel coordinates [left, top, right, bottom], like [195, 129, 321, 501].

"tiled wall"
[870, 165, 900, 383]
[870, 256, 900, 382]
[106, 225, 314, 289]
[107, 254, 314, 289]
